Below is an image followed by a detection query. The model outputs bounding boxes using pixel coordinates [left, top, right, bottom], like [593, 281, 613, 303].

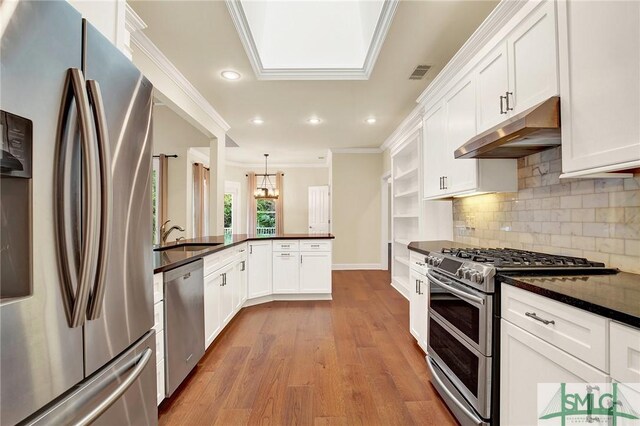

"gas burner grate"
[441, 247, 605, 268]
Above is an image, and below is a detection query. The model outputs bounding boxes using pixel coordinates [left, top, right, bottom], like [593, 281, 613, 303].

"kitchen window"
[256, 199, 276, 236]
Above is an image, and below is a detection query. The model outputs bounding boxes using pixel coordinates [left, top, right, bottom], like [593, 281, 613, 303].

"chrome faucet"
[160, 220, 185, 243]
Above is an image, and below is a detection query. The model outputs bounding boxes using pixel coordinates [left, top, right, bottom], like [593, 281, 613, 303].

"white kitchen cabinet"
[507, 0, 558, 116]
[247, 241, 273, 299]
[444, 74, 478, 195]
[558, 0, 640, 176]
[476, 42, 509, 132]
[475, 0, 558, 135]
[219, 262, 235, 326]
[152, 272, 165, 405]
[502, 284, 608, 371]
[299, 251, 332, 293]
[235, 256, 247, 310]
[423, 101, 447, 198]
[423, 92, 517, 199]
[204, 272, 221, 349]
[501, 320, 609, 426]
[273, 252, 300, 293]
[409, 267, 428, 352]
[610, 322, 640, 383]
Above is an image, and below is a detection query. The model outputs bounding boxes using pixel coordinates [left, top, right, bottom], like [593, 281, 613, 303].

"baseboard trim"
[243, 293, 332, 307]
[391, 278, 410, 300]
[332, 263, 382, 270]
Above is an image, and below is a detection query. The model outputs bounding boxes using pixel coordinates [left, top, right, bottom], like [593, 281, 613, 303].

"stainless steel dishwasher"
[163, 259, 204, 396]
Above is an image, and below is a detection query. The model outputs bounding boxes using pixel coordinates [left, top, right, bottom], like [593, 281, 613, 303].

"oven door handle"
[426, 271, 485, 305]
[427, 356, 486, 426]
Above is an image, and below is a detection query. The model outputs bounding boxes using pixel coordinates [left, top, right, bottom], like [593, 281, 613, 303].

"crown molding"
[415, 0, 526, 105]
[127, 10, 231, 133]
[330, 148, 382, 154]
[225, 0, 398, 80]
[226, 160, 328, 169]
[125, 4, 147, 34]
[389, 121, 422, 157]
[379, 104, 424, 152]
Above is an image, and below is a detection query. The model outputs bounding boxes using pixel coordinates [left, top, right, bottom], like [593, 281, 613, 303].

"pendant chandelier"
[254, 154, 279, 199]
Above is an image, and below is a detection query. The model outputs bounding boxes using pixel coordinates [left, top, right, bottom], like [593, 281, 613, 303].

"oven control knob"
[434, 258, 442, 266]
[463, 269, 472, 280]
[456, 268, 464, 278]
[470, 272, 482, 283]
[426, 256, 433, 265]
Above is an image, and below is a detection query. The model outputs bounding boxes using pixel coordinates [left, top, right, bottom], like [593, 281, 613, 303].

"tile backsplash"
[453, 147, 640, 273]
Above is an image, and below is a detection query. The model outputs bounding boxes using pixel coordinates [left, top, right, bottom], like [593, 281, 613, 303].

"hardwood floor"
[158, 270, 457, 425]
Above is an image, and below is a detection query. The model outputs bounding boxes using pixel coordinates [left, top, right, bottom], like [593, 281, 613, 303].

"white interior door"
[308, 185, 330, 233]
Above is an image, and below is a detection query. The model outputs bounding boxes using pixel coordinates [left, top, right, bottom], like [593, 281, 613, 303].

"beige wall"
[331, 153, 383, 266]
[224, 165, 330, 235]
[153, 107, 210, 240]
[453, 147, 640, 273]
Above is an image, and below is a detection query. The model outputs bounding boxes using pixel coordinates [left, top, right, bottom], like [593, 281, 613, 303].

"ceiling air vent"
[409, 65, 431, 80]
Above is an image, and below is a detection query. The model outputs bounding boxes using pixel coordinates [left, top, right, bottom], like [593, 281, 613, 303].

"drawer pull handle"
[525, 312, 555, 325]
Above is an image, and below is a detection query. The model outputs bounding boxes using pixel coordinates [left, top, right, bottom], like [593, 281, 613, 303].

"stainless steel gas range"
[422, 247, 617, 426]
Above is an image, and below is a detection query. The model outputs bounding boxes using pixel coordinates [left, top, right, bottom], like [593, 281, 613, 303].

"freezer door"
[82, 21, 155, 376]
[24, 331, 157, 426]
[0, 2, 85, 424]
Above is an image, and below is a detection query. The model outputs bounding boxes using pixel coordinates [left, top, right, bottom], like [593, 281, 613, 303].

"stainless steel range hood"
[455, 96, 561, 159]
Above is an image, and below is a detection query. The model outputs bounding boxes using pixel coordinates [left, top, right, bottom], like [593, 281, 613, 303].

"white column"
[209, 137, 225, 236]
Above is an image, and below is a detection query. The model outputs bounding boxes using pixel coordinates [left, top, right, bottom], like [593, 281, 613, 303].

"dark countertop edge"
[407, 242, 429, 256]
[153, 234, 335, 274]
[499, 275, 640, 329]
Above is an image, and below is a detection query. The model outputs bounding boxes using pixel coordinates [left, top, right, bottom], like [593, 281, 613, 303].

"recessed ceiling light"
[365, 117, 377, 124]
[221, 70, 241, 80]
[307, 117, 321, 125]
[251, 118, 264, 125]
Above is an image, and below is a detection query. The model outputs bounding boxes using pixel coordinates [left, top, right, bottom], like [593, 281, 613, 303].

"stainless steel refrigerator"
[0, 1, 156, 424]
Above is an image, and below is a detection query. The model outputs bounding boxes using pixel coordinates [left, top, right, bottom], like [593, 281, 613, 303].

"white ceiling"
[129, 0, 498, 165]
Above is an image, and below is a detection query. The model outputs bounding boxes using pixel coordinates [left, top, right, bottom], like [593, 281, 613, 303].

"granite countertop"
[500, 273, 640, 328]
[407, 240, 640, 328]
[153, 233, 334, 274]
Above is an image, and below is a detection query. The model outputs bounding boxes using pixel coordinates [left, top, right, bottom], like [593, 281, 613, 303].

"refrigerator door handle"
[74, 347, 153, 426]
[85, 80, 112, 320]
[55, 68, 101, 328]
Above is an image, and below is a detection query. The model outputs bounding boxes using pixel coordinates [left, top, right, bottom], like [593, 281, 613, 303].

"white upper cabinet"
[558, 0, 640, 176]
[422, 0, 562, 199]
[423, 82, 518, 200]
[476, 43, 509, 132]
[475, 0, 558, 135]
[423, 102, 447, 198]
[507, 0, 558, 115]
[445, 74, 478, 194]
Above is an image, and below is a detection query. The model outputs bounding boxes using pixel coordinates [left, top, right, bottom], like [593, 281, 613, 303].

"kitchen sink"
[156, 243, 222, 252]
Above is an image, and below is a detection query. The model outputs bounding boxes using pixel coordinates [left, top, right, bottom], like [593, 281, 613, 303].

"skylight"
[226, 0, 398, 80]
